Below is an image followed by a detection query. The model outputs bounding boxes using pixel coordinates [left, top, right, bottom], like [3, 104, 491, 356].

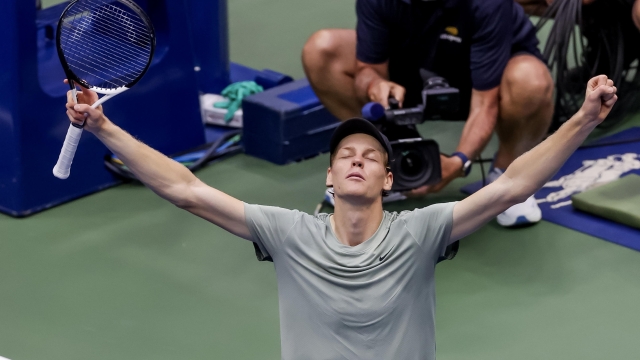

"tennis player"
[65, 75, 616, 359]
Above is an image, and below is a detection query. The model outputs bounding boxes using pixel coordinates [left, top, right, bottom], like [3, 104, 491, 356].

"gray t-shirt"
[244, 202, 456, 360]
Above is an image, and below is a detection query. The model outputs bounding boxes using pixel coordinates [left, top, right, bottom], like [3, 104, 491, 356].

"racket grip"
[53, 124, 84, 179]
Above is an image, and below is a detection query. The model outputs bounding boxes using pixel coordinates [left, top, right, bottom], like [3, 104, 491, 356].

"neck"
[331, 196, 384, 247]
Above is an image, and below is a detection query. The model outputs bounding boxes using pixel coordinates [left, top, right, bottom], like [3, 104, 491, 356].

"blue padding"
[230, 62, 264, 83]
[255, 69, 293, 89]
[277, 86, 320, 107]
[242, 79, 339, 164]
[230, 63, 293, 90]
[461, 127, 640, 252]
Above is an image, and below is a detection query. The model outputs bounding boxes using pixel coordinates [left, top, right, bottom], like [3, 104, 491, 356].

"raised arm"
[66, 85, 252, 240]
[449, 75, 618, 242]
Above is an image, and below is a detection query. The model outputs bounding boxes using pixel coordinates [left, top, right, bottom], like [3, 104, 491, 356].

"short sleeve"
[244, 203, 301, 262]
[470, 0, 513, 90]
[356, 0, 390, 64]
[401, 202, 457, 262]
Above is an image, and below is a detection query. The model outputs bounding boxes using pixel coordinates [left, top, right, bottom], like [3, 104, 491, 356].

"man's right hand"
[367, 78, 406, 108]
[64, 80, 108, 134]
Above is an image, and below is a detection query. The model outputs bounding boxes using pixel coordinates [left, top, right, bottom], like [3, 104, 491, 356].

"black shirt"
[356, 0, 541, 109]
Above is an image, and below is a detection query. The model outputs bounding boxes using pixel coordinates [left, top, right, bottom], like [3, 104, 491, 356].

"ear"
[383, 170, 393, 191]
[326, 167, 333, 187]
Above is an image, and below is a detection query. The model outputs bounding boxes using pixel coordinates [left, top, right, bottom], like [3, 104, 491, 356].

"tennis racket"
[53, 0, 155, 179]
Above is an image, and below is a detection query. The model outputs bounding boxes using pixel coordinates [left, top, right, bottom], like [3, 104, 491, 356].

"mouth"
[346, 172, 365, 181]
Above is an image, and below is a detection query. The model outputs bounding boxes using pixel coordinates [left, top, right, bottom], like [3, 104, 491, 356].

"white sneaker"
[487, 168, 542, 227]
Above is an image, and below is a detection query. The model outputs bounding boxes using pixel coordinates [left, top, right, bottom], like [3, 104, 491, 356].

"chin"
[334, 184, 377, 201]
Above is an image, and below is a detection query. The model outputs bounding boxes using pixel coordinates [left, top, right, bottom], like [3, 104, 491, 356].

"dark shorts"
[390, 44, 546, 121]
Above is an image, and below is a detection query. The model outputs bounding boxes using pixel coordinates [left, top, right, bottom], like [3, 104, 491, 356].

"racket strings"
[59, 0, 153, 90]
[63, 16, 151, 56]
[61, 33, 147, 80]
[62, 28, 150, 71]
[98, 3, 151, 32]
[62, 27, 146, 76]
[61, 35, 149, 89]
[64, 1, 152, 50]
[67, 7, 152, 55]
[62, 35, 144, 88]
[62, 5, 151, 66]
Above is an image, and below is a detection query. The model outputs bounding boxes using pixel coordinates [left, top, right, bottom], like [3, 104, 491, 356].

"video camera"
[362, 70, 460, 192]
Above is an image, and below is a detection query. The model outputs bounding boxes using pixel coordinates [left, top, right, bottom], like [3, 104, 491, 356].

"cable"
[187, 131, 242, 172]
[477, 155, 487, 187]
[535, 0, 640, 130]
[105, 130, 243, 181]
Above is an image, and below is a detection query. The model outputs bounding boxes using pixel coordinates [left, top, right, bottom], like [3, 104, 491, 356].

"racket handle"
[53, 124, 84, 179]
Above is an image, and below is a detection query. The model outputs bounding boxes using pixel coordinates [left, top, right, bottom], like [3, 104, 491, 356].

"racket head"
[56, 0, 156, 93]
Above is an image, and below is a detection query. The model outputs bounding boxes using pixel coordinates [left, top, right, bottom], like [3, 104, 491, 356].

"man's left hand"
[404, 155, 463, 197]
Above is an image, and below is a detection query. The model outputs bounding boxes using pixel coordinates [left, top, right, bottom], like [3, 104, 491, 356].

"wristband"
[451, 151, 472, 177]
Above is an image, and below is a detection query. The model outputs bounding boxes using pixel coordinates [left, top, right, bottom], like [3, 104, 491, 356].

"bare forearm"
[457, 88, 500, 159]
[504, 111, 595, 201]
[456, 106, 497, 159]
[94, 120, 198, 205]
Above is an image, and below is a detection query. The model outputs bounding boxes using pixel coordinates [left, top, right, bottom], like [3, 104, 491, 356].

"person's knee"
[302, 29, 342, 71]
[502, 56, 554, 112]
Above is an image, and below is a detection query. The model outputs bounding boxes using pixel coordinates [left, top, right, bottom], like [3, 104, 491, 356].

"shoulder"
[244, 203, 310, 224]
[394, 203, 458, 233]
[397, 202, 457, 220]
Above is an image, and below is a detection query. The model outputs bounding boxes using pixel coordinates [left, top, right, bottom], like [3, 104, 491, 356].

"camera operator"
[302, 0, 554, 227]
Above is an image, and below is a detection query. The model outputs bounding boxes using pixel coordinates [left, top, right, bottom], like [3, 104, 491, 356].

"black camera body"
[420, 69, 460, 120]
[377, 115, 442, 192]
[362, 71, 459, 192]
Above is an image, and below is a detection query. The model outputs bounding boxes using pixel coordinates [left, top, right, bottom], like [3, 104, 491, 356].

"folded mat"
[571, 174, 640, 229]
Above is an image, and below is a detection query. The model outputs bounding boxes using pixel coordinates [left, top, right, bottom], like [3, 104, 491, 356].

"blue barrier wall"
[0, 0, 230, 216]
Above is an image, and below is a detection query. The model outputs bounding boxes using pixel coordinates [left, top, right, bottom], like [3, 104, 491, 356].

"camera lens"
[389, 139, 441, 191]
[399, 150, 425, 179]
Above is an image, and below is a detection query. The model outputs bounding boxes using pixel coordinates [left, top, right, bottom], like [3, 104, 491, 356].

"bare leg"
[302, 29, 362, 120]
[494, 54, 554, 169]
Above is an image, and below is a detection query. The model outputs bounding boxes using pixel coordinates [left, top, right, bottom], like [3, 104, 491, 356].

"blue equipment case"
[0, 0, 230, 217]
[242, 79, 340, 165]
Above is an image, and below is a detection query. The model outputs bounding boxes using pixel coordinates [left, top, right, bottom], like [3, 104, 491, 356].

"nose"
[352, 158, 363, 168]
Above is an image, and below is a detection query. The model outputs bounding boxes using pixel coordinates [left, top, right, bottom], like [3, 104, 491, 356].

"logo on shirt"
[445, 26, 458, 36]
[440, 26, 462, 43]
[379, 247, 394, 262]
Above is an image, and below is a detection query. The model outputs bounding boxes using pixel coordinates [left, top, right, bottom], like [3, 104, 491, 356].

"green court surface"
[1, 1, 638, 360]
